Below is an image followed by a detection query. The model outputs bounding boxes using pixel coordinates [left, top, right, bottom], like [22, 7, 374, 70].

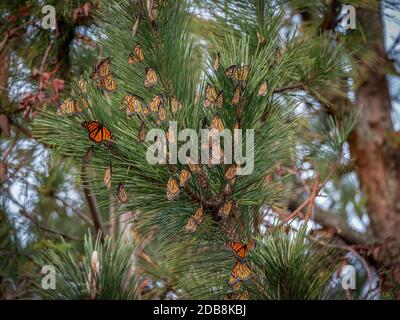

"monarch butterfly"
[78, 79, 87, 93]
[144, 67, 158, 88]
[121, 94, 144, 115]
[226, 240, 255, 261]
[224, 165, 236, 181]
[117, 182, 128, 203]
[228, 261, 251, 289]
[231, 85, 241, 105]
[224, 291, 249, 300]
[178, 169, 191, 187]
[138, 122, 146, 143]
[128, 44, 144, 65]
[148, 94, 163, 113]
[96, 73, 117, 92]
[82, 146, 95, 165]
[185, 216, 198, 233]
[218, 200, 233, 217]
[204, 83, 223, 109]
[156, 107, 166, 125]
[225, 64, 250, 82]
[257, 80, 268, 96]
[82, 121, 113, 144]
[188, 161, 202, 174]
[193, 206, 203, 224]
[167, 177, 180, 201]
[92, 58, 111, 80]
[211, 116, 224, 132]
[185, 206, 203, 233]
[104, 162, 112, 189]
[56, 97, 84, 116]
[213, 52, 220, 72]
[169, 96, 182, 113]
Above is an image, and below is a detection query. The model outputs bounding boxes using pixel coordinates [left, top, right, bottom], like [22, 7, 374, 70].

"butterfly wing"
[167, 177, 180, 201]
[148, 94, 163, 113]
[231, 85, 241, 105]
[128, 45, 144, 64]
[257, 80, 268, 96]
[144, 68, 158, 88]
[97, 58, 111, 78]
[211, 116, 224, 132]
[169, 96, 182, 113]
[218, 201, 232, 217]
[204, 83, 218, 108]
[97, 74, 117, 92]
[185, 216, 198, 233]
[117, 183, 128, 203]
[57, 97, 82, 116]
[178, 169, 191, 187]
[82, 121, 112, 144]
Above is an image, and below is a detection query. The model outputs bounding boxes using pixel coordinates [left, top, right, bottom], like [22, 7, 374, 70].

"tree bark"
[348, 6, 400, 293]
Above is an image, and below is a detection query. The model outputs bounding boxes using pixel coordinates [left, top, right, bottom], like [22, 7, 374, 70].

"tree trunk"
[349, 6, 400, 293]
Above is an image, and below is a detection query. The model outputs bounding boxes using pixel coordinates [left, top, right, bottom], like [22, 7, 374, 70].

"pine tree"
[32, 0, 358, 300]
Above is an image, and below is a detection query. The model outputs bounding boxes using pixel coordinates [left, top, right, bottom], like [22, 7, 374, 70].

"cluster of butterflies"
[224, 240, 255, 300]
[124, 44, 183, 139]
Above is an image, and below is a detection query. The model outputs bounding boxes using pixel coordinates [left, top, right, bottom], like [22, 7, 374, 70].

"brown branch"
[273, 82, 306, 94]
[81, 166, 105, 241]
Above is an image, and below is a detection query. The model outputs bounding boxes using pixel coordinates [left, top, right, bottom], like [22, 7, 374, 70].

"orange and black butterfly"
[82, 121, 113, 144]
[148, 94, 163, 113]
[91, 58, 111, 80]
[224, 165, 236, 181]
[226, 240, 255, 261]
[117, 182, 128, 203]
[121, 94, 144, 115]
[225, 64, 249, 82]
[56, 97, 84, 116]
[128, 44, 144, 65]
[96, 73, 117, 93]
[82, 146, 95, 165]
[188, 161, 202, 174]
[257, 80, 268, 96]
[144, 67, 158, 88]
[167, 177, 180, 201]
[228, 261, 251, 289]
[204, 83, 223, 109]
[231, 85, 241, 105]
[156, 107, 166, 125]
[211, 116, 224, 132]
[104, 162, 112, 189]
[169, 96, 183, 113]
[224, 291, 249, 300]
[218, 200, 233, 218]
[185, 206, 203, 233]
[78, 79, 87, 93]
[178, 169, 191, 187]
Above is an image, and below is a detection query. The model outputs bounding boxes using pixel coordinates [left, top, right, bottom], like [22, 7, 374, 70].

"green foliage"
[34, 231, 140, 300]
[247, 225, 341, 299]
